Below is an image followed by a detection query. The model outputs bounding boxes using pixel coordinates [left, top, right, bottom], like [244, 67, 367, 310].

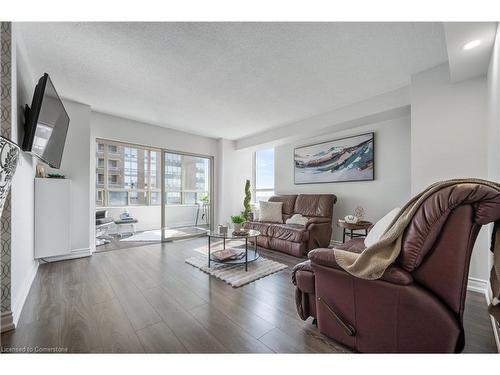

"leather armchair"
[292, 183, 500, 353]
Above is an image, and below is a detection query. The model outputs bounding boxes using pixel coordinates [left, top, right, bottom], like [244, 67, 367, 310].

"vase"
[233, 223, 242, 231]
[0, 137, 20, 217]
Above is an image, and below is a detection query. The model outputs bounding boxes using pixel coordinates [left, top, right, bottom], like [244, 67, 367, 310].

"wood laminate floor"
[1, 238, 497, 353]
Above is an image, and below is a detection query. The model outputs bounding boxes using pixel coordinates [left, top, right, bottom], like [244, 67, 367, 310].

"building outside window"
[95, 140, 209, 207]
[164, 153, 209, 205]
[254, 148, 275, 202]
[96, 140, 161, 207]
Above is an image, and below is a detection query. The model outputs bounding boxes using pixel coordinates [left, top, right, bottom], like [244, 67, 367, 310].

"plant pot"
[233, 223, 242, 231]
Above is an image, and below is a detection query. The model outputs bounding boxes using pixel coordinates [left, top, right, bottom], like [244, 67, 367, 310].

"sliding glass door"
[95, 138, 213, 249]
[161, 151, 213, 241]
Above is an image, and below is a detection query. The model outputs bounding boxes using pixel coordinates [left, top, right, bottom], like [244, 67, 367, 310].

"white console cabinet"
[34, 178, 72, 259]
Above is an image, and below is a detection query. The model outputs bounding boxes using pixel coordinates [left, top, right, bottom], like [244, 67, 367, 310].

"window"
[164, 153, 209, 205]
[254, 148, 275, 202]
[95, 139, 161, 207]
[97, 173, 104, 186]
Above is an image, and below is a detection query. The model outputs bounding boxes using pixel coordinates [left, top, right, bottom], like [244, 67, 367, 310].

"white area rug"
[120, 230, 161, 242]
[185, 255, 287, 288]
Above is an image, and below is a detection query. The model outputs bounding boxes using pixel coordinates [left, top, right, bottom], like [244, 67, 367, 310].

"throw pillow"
[258, 201, 283, 223]
[253, 208, 260, 221]
[285, 214, 309, 226]
[364, 207, 400, 248]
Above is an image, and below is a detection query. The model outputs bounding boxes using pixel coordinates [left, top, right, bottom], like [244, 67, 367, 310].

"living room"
[1, 1, 500, 372]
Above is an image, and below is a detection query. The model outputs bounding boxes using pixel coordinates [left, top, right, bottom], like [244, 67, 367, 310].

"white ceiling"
[17, 22, 448, 140]
[444, 22, 498, 82]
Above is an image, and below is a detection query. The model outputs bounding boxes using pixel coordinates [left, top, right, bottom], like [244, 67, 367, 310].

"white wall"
[91, 111, 217, 156]
[274, 116, 411, 242]
[10, 26, 38, 324]
[45, 100, 92, 253]
[411, 63, 488, 193]
[487, 26, 500, 278]
[411, 63, 489, 281]
[215, 139, 254, 226]
[488, 26, 500, 183]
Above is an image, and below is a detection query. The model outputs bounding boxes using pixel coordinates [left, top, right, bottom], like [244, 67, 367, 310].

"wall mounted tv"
[22, 73, 70, 169]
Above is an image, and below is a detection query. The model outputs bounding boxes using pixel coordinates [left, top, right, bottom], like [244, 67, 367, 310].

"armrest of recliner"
[308, 248, 413, 285]
[305, 217, 331, 229]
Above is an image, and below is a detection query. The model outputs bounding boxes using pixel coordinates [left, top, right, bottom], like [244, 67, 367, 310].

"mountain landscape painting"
[294, 133, 374, 184]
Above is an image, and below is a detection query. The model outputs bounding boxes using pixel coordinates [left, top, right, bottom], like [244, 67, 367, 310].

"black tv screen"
[22, 73, 70, 169]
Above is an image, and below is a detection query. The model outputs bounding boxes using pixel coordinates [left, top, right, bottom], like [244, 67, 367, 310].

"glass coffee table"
[208, 230, 261, 272]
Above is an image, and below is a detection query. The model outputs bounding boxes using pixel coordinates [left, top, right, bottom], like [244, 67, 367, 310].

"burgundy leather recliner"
[292, 183, 500, 353]
[245, 194, 337, 257]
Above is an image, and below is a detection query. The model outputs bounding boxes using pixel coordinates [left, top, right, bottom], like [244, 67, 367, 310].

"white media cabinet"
[34, 178, 72, 259]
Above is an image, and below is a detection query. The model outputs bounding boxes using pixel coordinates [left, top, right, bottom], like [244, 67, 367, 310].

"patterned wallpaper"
[0, 21, 12, 314]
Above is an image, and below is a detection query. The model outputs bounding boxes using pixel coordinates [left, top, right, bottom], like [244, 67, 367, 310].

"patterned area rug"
[185, 255, 287, 288]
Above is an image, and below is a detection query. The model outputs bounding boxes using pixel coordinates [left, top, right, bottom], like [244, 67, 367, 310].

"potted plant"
[242, 179, 252, 220]
[230, 215, 246, 231]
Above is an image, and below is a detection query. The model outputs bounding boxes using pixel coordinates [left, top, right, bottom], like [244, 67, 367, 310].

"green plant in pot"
[231, 215, 246, 231]
[242, 179, 252, 221]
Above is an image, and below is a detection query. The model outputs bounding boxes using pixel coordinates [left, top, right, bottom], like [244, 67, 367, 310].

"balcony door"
[161, 151, 213, 241]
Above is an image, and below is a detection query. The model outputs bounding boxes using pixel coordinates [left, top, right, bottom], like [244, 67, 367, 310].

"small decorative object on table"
[337, 219, 373, 243]
[218, 224, 228, 235]
[47, 173, 65, 179]
[36, 164, 46, 178]
[344, 214, 359, 224]
[230, 214, 246, 231]
[354, 206, 365, 220]
[232, 229, 248, 236]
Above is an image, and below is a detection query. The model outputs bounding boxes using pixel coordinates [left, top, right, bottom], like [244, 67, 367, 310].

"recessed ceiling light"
[463, 40, 481, 51]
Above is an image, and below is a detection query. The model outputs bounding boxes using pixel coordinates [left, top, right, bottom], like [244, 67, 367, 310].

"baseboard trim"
[11, 260, 39, 327]
[39, 248, 91, 262]
[467, 277, 488, 293]
[1, 311, 15, 333]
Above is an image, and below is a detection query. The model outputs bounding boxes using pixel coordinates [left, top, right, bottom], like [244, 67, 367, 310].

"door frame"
[161, 149, 214, 242]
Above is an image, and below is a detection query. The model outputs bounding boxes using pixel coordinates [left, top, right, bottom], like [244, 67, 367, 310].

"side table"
[337, 220, 372, 243]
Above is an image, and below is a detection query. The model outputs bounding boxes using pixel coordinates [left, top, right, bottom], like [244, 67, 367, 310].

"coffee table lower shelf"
[209, 248, 260, 266]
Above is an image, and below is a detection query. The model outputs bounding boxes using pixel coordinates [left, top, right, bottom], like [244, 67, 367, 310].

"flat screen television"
[22, 73, 70, 169]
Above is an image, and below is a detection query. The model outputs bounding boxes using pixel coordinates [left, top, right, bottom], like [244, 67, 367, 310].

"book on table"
[211, 248, 245, 261]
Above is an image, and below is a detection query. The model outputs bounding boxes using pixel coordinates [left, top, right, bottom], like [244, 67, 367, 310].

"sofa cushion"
[244, 221, 272, 236]
[269, 195, 297, 215]
[294, 194, 337, 218]
[268, 224, 309, 243]
[364, 207, 400, 248]
[259, 201, 283, 223]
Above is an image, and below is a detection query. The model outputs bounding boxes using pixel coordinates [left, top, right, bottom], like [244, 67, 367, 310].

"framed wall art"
[294, 132, 374, 184]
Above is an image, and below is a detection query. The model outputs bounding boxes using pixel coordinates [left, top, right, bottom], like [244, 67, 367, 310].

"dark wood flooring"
[1, 238, 497, 353]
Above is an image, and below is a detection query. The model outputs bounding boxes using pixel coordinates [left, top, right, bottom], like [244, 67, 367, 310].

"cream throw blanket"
[333, 178, 500, 320]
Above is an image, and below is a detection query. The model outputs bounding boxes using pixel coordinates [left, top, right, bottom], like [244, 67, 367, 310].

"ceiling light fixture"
[462, 39, 481, 51]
